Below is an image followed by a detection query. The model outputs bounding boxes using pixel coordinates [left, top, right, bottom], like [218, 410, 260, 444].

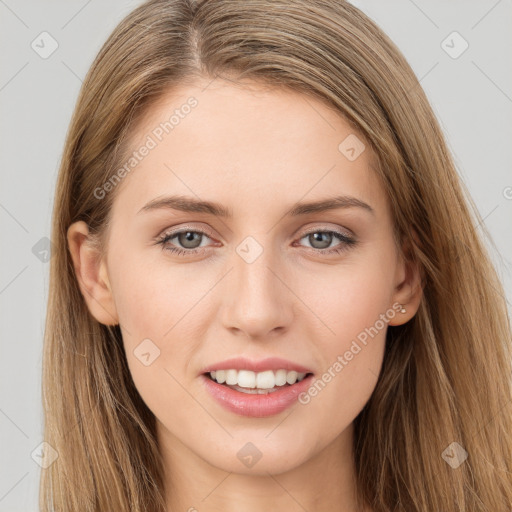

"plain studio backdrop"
[0, 1, 511, 510]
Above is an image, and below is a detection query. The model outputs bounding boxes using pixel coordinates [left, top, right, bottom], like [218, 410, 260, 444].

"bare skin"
[68, 76, 422, 512]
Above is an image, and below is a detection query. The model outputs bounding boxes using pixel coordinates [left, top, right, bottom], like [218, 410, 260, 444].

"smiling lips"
[201, 356, 313, 390]
[208, 368, 308, 390]
[200, 356, 315, 417]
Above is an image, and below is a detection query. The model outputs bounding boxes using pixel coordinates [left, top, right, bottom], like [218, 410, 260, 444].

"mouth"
[201, 369, 315, 417]
[199, 357, 315, 416]
[203, 369, 313, 395]
[203, 369, 315, 395]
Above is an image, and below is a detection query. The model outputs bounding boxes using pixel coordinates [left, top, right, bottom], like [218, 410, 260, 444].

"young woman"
[40, 0, 512, 510]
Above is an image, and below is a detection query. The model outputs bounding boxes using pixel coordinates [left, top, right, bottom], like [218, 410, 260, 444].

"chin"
[197, 433, 315, 476]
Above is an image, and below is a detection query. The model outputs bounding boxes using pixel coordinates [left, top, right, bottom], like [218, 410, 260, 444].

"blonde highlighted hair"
[41, 0, 512, 510]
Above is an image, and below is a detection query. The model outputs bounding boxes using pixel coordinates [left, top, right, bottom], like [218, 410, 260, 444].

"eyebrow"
[137, 194, 375, 217]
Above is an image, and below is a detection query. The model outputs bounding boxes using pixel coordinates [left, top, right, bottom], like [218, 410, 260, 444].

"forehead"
[110, 78, 386, 220]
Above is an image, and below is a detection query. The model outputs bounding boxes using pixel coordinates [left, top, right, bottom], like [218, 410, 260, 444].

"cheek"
[108, 252, 215, 411]
[296, 298, 388, 444]
[110, 247, 213, 343]
[296, 244, 396, 346]
[292, 249, 395, 431]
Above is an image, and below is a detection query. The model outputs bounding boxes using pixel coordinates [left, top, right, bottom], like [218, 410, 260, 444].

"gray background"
[1, 0, 511, 510]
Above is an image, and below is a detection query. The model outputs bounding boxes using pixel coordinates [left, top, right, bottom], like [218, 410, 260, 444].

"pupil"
[311, 232, 331, 249]
[180, 231, 201, 248]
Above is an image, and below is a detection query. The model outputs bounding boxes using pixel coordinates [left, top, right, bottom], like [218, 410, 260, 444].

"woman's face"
[71, 77, 419, 477]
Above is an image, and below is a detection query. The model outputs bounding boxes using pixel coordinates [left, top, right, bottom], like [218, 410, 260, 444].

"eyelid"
[156, 223, 217, 241]
[156, 222, 354, 243]
[155, 226, 357, 266]
[298, 223, 355, 239]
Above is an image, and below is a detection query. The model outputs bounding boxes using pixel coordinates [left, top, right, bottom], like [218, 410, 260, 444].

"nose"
[220, 239, 294, 339]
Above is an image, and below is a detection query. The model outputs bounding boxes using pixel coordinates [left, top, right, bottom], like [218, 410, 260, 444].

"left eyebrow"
[137, 194, 375, 217]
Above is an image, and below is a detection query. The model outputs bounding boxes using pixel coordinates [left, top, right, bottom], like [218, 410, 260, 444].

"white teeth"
[208, 369, 308, 389]
[225, 369, 238, 385]
[275, 369, 287, 386]
[238, 370, 256, 388]
[256, 370, 274, 389]
[286, 370, 298, 384]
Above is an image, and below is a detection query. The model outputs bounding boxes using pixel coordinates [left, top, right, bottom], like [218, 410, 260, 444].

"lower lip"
[200, 373, 314, 418]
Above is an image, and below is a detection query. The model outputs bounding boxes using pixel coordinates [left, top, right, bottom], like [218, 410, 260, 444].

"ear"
[67, 221, 119, 326]
[388, 234, 423, 326]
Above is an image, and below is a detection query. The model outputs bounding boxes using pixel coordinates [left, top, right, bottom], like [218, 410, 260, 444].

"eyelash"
[155, 226, 357, 257]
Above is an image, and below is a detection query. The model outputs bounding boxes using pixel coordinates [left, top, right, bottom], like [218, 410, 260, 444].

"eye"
[156, 226, 216, 256]
[155, 226, 357, 257]
[295, 229, 357, 255]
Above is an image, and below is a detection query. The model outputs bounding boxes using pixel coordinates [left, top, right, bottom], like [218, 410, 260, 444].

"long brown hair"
[41, 0, 512, 510]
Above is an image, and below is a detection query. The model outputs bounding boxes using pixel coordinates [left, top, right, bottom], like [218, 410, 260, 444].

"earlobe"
[67, 221, 119, 326]
[388, 236, 424, 326]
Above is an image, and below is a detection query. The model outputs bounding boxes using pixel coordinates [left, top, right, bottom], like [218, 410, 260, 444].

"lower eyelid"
[158, 228, 355, 253]
[161, 229, 347, 242]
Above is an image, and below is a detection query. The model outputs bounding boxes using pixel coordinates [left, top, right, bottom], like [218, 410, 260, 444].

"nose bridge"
[221, 234, 292, 337]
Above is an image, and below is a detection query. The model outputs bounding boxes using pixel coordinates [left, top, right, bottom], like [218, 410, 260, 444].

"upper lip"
[201, 356, 313, 375]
